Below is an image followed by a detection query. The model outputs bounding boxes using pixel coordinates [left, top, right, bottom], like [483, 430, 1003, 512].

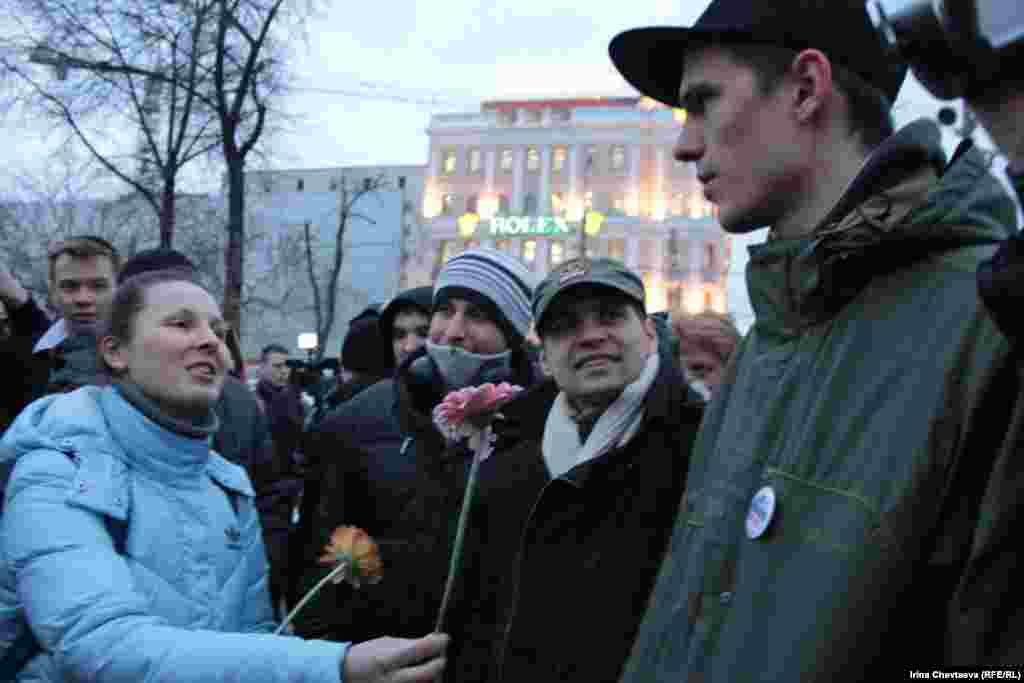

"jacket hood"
[747, 118, 1018, 339]
[2, 387, 111, 461]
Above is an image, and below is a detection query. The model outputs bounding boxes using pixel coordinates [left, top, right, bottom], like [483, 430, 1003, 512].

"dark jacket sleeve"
[0, 298, 52, 431]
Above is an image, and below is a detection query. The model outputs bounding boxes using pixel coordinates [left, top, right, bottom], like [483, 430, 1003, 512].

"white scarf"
[542, 352, 660, 478]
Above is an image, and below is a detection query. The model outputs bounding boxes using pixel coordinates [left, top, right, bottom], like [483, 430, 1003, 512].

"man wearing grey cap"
[443, 257, 704, 683]
[608, 0, 1022, 678]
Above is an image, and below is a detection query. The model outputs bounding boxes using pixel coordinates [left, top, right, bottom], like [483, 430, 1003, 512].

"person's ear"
[100, 336, 128, 373]
[790, 49, 833, 123]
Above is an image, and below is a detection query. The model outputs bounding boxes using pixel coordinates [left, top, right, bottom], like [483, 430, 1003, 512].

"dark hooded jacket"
[620, 120, 1024, 682]
[291, 347, 539, 643]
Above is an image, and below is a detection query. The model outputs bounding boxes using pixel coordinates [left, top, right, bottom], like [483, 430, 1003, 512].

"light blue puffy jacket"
[0, 385, 349, 682]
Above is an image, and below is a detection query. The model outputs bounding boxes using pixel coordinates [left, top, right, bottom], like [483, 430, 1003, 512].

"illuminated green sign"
[489, 216, 575, 237]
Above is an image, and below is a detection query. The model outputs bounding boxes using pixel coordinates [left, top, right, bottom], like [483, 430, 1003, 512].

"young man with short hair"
[0, 236, 120, 427]
[445, 258, 704, 683]
[608, 0, 1022, 678]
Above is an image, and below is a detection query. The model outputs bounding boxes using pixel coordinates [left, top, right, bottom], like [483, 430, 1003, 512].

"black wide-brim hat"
[609, 0, 907, 108]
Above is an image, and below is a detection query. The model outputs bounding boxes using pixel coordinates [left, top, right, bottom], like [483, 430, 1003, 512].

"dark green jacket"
[620, 120, 1023, 682]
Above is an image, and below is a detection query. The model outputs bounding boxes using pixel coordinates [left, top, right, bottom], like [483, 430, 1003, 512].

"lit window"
[526, 147, 540, 173]
[522, 240, 537, 265]
[523, 193, 537, 216]
[612, 194, 627, 215]
[670, 192, 685, 216]
[551, 192, 565, 216]
[584, 146, 598, 175]
[442, 149, 457, 175]
[468, 148, 482, 174]
[550, 241, 565, 266]
[500, 148, 514, 173]
[296, 179, 304, 191]
[553, 147, 567, 174]
[441, 194, 459, 216]
[611, 145, 626, 172]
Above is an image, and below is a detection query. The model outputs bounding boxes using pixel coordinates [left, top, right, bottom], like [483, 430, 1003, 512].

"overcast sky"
[1, 0, 963, 189]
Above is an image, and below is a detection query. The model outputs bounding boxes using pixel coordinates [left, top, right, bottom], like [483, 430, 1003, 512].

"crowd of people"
[1, 0, 1023, 680]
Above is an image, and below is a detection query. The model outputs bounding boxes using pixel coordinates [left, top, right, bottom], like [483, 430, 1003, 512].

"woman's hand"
[342, 633, 448, 683]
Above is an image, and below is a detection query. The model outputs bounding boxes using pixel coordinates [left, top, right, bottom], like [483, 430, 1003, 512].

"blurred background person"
[671, 311, 741, 399]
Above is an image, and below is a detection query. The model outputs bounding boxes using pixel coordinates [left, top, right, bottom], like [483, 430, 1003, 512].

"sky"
[2, 0, 969, 188]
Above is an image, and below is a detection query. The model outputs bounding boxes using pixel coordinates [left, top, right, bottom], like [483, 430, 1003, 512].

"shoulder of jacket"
[13, 437, 131, 523]
[206, 452, 255, 498]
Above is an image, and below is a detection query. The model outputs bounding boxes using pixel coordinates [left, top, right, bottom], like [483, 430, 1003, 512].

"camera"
[869, 0, 1024, 100]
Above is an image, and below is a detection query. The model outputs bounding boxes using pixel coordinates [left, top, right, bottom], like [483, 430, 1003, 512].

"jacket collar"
[100, 385, 212, 484]
[747, 119, 1012, 340]
[501, 348, 697, 447]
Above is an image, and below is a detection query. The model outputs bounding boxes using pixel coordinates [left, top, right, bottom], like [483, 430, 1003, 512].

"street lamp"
[297, 332, 318, 365]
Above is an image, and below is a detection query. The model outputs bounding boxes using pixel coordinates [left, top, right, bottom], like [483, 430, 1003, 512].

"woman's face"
[103, 280, 230, 420]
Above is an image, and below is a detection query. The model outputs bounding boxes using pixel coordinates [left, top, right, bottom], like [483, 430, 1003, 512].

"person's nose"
[72, 288, 95, 306]
[673, 118, 704, 164]
[402, 335, 422, 354]
[576, 314, 609, 346]
[442, 313, 467, 346]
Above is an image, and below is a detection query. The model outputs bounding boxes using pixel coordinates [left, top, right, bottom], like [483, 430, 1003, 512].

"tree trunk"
[159, 177, 176, 248]
[223, 157, 245, 345]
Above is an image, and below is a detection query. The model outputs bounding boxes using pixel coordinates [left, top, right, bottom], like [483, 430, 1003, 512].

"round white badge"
[745, 485, 776, 540]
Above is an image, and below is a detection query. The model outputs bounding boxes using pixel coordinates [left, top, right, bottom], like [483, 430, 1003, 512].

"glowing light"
[457, 213, 480, 239]
[423, 192, 442, 219]
[477, 194, 500, 220]
[583, 211, 606, 237]
[566, 195, 585, 222]
[673, 109, 687, 124]
[712, 288, 728, 314]
[651, 196, 667, 222]
[642, 273, 668, 312]
[684, 287, 704, 314]
[624, 193, 640, 217]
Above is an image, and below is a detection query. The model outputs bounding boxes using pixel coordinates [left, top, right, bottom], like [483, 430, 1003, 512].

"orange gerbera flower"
[317, 525, 384, 588]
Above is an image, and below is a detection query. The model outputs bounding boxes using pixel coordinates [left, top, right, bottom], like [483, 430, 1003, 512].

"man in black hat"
[609, 0, 1022, 678]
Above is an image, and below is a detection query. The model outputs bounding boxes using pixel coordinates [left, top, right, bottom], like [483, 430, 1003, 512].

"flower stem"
[434, 425, 489, 633]
[275, 561, 348, 636]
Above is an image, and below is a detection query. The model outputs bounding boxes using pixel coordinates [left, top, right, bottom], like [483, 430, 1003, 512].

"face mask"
[425, 340, 512, 390]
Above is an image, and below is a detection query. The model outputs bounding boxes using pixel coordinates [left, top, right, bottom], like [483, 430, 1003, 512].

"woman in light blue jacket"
[0, 268, 446, 683]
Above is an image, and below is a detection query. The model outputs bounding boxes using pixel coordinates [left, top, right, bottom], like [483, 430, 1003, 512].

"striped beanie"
[434, 247, 539, 346]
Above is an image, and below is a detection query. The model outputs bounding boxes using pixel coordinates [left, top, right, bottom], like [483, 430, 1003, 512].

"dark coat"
[292, 350, 540, 643]
[0, 298, 52, 433]
[445, 351, 703, 683]
[213, 375, 295, 592]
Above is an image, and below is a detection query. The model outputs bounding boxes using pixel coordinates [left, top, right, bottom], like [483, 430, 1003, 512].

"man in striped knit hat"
[292, 247, 542, 644]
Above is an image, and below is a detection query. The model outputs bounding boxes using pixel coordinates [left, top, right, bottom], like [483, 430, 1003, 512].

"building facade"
[414, 96, 732, 314]
[241, 164, 426, 357]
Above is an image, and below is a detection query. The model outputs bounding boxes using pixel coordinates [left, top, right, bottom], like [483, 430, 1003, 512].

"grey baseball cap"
[533, 257, 646, 333]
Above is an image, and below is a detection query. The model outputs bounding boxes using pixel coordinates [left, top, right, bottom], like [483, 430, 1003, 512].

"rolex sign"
[489, 216, 574, 237]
